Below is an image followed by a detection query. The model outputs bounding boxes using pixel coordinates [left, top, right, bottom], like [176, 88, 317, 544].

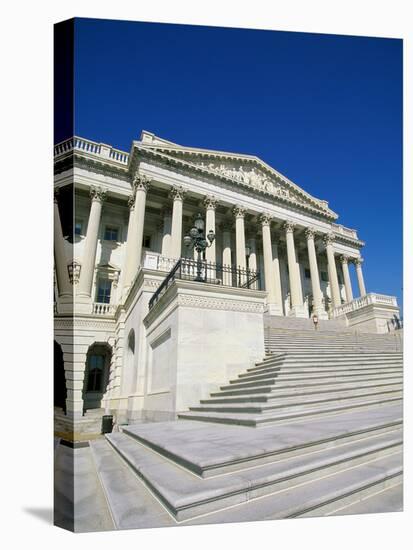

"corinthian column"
[284, 221, 306, 317]
[161, 207, 172, 258]
[259, 213, 283, 315]
[122, 173, 151, 295]
[340, 255, 354, 302]
[354, 257, 367, 296]
[53, 189, 72, 297]
[305, 227, 327, 318]
[233, 205, 247, 270]
[204, 195, 218, 264]
[247, 232, 258, 289]
[221, 221, 232, 286]
[77, 186, 107, 298]
[169, 186, 186, 260]
[324, 233, 341, 308]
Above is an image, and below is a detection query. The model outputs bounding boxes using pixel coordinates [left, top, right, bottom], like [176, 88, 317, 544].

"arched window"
[86, 353, 106, 392]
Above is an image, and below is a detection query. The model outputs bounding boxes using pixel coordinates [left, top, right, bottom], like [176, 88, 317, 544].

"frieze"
[176, 294, 265, 313]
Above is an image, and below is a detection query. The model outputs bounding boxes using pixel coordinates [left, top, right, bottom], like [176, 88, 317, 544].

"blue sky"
[72, 18, 403, 312]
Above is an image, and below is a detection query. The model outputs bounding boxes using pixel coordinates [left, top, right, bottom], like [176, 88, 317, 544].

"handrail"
[148, 258, 261, 310]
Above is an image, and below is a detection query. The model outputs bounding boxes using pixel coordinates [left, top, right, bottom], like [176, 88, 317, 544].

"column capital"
[323, 233, 335, 246]
[340, 254, 350, 265]
[233, 204, 246, 218]
[283, 220, 295, 233]
[259, 212, 272, 226]
[90, 186, 107, 203]
[203, 194, 218, 210]
[354, 257, 364, 266]
[133, 173, 151, 193]
[169, 185, 187, 201]
[305, 226, 317, 240]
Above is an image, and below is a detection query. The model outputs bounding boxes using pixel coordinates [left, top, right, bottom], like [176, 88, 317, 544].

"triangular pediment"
[136, 132, 337, 219]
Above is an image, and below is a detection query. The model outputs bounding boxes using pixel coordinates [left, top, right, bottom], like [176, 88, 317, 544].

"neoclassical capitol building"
[53, 131, 400, 433]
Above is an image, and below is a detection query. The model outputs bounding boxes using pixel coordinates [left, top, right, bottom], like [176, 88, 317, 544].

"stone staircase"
[82, 327, 403, 529]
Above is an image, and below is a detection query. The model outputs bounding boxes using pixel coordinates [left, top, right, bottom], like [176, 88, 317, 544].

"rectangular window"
[321, 271, 328, 282]
[104, 226, 119, 241]
[97, 278, 112, 303]
[143, 235, 151, 248]
[304, 268, 311, 279]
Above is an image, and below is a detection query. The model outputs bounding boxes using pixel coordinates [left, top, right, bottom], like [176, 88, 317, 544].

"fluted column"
[233, 205, 247, 270]
[354, 257, 367, 297]
[161, 207, 172, 257]
[204, 195, 217, 264]
[271, 239, 284, 314]
[340, 255, 354, 302]
[53, 189, 72, 297]
[305, 227, 327, 318]
[247, 234, 258, 289]
[284, 221, 306, 317]
[122, 174, 151, 295]
[259, 214, 283, 314]
[324, 233, 341, 308]
[169, 186, 186, 260]
[77, 186, 107, 298]
[221, 221, 232, 286]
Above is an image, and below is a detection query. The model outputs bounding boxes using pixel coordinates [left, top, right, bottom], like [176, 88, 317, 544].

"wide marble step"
[179, 396, 402, 427]
[106, 424, 402, 521]
[202, 384, 403, 406]
[222, 373, 402, 391]
[213, 379, 401, 398]
[187, 453, 402, 524]
[237, 367, 402, 383]
[191, 389, 402, 414]
[125, 405, 402, 477]
[89, 439, 175, 529]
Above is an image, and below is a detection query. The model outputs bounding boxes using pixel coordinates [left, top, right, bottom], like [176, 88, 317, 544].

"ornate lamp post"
[183, 213, 215, 282]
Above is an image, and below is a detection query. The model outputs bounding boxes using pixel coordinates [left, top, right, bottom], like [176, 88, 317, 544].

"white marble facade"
[53, 131, 400, 426]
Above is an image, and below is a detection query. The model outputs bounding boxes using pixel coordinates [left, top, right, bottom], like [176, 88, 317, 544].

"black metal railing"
[149, 258, 261, 310]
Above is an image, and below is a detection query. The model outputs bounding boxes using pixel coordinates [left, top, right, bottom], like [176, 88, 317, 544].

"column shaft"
[355, 258, 367, 296]
[161, 208, 172, 257]
[204, 196, 217, 264]
[221, 225, 232, 286]
[284, 222, 302, 309]
[324, 234, 341, 308]
[233, 205, 246, 269]
[169, 186, 186, 260]
[341, 256, 354, 302]
[305, 228, 327, 318]
[77, 186, 106, 298]
[271, 240, 284, 311]
[54, 191, 72, 297]
[122, 175, 150, 295]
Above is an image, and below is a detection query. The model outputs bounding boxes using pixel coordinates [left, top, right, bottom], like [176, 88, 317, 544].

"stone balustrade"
[92, 302, 117, 316]
[332, 223, 358, 240]
[54, 137, 129, 165]
[332, 293, 398, 318]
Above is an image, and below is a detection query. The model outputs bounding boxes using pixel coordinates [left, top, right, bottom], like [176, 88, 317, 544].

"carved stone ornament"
[354, 257, 364, 266]
[90, 186, 107, 203]
[67, 261, 81, 285]
[283, 220, 295, 233]
[133, 173, 151, 192]
[305, 227, 316, 240]
[258, 212, 272, 226]
[323, 233, 335, 246]
[233, 204, 246, 218]
[169, 185, 187, 201]
[340, 255, 349, 265]
[203, 195, 218, 210]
